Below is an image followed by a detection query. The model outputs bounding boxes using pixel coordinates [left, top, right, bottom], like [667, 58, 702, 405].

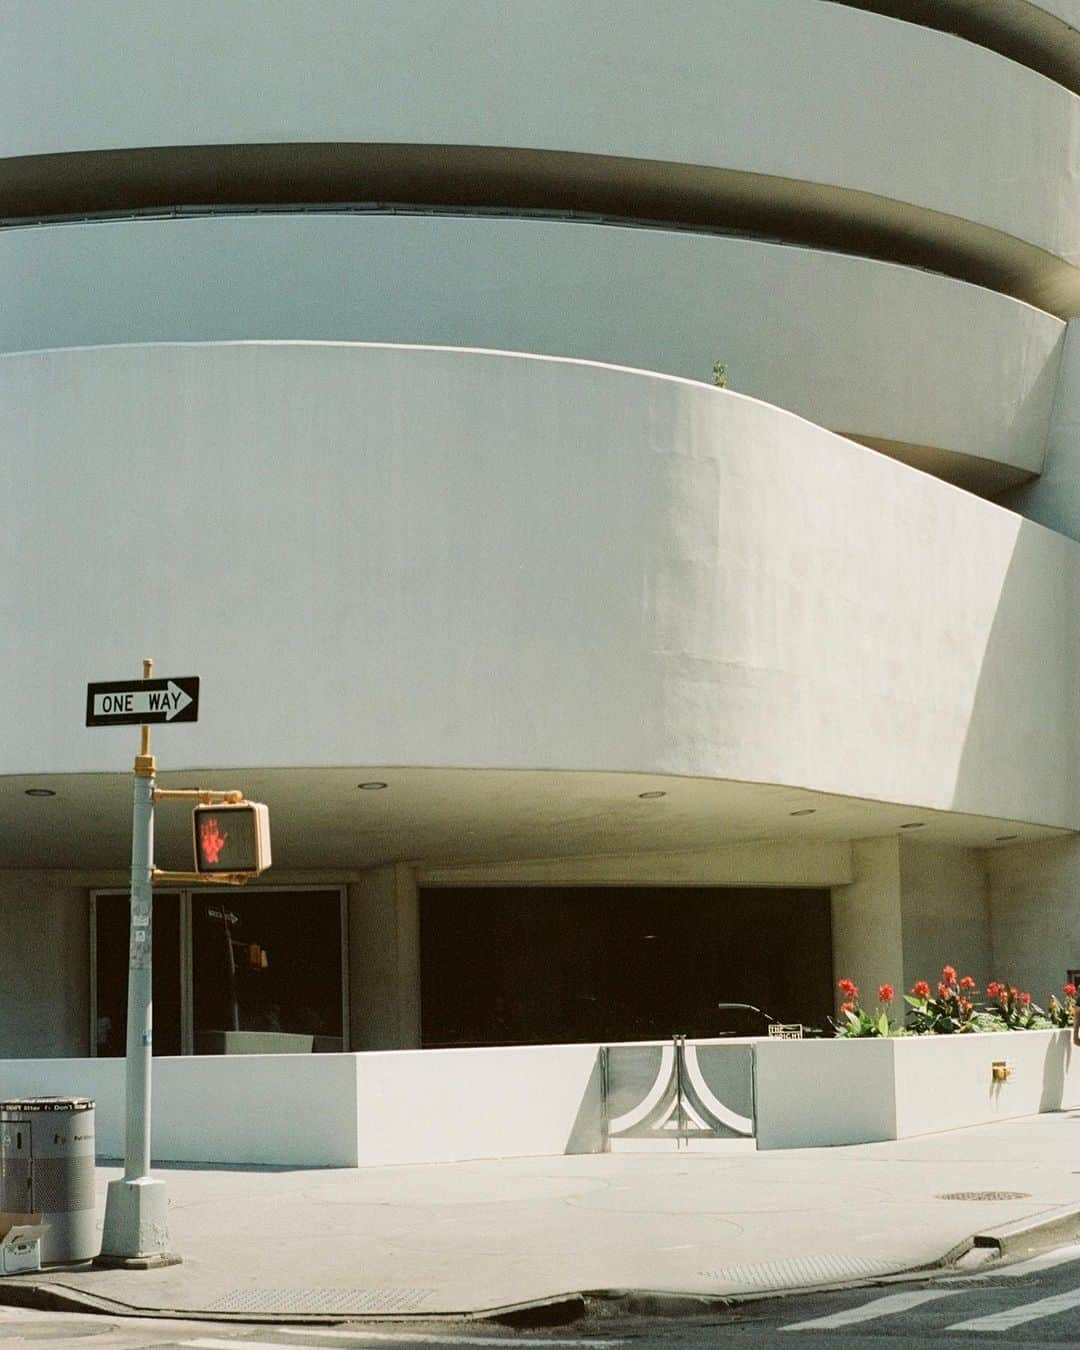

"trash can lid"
[0, 1097, 94, 1112]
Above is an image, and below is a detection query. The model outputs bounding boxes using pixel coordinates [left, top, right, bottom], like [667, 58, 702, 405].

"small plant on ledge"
[905, 966, 979, 1034]
[1047, 983, 1077, 1029]
[831, 979, 896, 1037]
[712, 360, 728, 389]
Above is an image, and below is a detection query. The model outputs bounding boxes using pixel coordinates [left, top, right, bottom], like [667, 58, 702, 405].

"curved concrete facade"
[5, 0, 1077, 274]
[837, 2, 1080, 92]
[5, 0, 1080, 1063]
[3, 342, 1078, 830]
[0, 216, 1062, 479]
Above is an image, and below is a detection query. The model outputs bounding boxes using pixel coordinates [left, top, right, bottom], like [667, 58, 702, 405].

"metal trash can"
[0, 1098, 97, 1263]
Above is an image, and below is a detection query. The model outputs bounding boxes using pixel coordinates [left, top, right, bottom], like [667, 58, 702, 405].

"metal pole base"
[97, 1177, 181, 1268]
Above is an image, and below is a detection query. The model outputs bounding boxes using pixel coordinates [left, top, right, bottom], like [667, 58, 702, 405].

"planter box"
[754, 1028, 1080, 1150]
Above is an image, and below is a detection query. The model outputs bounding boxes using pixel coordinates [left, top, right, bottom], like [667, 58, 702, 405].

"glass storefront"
[92, 887, 345, 1055]
[420, 886, 834, 1047]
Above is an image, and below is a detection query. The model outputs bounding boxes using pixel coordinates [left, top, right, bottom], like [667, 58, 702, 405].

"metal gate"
[601, 1037, 755, 1151]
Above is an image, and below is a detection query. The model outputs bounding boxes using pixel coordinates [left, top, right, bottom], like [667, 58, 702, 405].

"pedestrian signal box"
[192, 801, 271, 877]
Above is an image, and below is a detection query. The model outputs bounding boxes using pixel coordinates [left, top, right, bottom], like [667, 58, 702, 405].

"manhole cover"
[207, 1287, 437, 1315]
[936, 1191, 1031, 1201]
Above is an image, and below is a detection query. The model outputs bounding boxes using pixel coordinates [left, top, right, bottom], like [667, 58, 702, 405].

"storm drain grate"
[698, 1254, 905, 1292]
[207, 1287, 438, 1315]
[936, 1191, 1031, 1202]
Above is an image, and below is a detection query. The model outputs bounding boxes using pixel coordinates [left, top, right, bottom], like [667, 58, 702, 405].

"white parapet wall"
[0, 1043, 603, 1167]
[0, 1054, 362, 1166]
[353, 1043, 604, 1167]
[753, 1037, 899, 1149]
[754, 1029, 1080, 1150]
[3, 1033, 1078, 1166]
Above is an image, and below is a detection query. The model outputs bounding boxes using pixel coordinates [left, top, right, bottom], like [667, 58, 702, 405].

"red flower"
[1065, 984, 1077, 999]
[942, 965, 957, 984]
[987, 981, 1004, 1000]
[960, 999, 972, 1015]
[1010, 987, 1018, 999]
[960, 976, 976, 990]
[837, 978, 859, 1001]
[1019, 991, 1031, 1006]
[840, 1001, 855, 1014]
[912, 980, 931, 999]
[878, 984, 894, 1004]
[938, 982, 950, 1000]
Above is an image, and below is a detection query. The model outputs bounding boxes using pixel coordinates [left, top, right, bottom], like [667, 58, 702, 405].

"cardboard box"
[0, 1213, 46, 1276]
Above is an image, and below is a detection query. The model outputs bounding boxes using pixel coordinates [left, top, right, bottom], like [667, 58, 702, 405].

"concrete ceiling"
[0, 766, 1068, 875]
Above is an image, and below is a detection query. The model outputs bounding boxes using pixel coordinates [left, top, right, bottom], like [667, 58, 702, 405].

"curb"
[971, 1204, 1080, 1258]
[3, 1216, 1080, 1327]
[0, 1280, 590, 1327]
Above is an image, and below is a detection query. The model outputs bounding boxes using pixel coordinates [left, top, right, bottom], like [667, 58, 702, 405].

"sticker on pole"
[86, 677, 200, 726]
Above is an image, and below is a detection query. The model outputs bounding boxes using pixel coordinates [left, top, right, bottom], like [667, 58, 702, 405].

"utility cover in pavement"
[936, 1191, 1032, 1201]
[207, 1287, 437, 1315]
[698, 1254, 907, 1292]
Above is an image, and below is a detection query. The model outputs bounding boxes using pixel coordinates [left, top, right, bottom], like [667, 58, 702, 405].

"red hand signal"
[199, 815, 229, 864]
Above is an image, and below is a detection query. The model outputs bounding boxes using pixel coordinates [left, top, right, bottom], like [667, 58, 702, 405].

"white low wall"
[0, 1054, 360, 1166]
[755, 1029, 1080, 1150]
[0, 1044, 603, 1167]
[4, 1034, 1077, 1166]
[753, 1037, 898, 1148]
[353, 1043, 603, 1167]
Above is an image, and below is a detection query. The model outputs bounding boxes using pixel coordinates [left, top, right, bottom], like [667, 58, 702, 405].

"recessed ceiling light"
[790, 808, 815, 817]
[994, 834, 1018, 843]
[900, 822, 925, 830]
[357, 781, 388, 791]
[638, 790, 666, 799]
[24, 788, 56, 798]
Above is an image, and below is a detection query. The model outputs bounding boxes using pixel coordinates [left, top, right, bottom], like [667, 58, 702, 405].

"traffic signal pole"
[89, 657, 269, 1267]
[98, 661, 180, 1268]
[125, 762, 155, 1183]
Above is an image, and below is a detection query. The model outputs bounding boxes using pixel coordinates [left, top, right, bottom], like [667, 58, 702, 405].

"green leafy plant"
[831, 978, 895, 1037]
[712, 360, 728, 389]
[904, 965, 979, 1035]
[1047, 983, 1077, 1029]
[985, 981, 1046, 1030]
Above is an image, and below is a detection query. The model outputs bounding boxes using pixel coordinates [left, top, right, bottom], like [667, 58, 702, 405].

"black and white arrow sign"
[86, 676, 200, 726]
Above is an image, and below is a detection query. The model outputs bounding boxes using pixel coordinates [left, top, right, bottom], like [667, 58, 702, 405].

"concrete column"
[830, 838, 904, 1014]
[898, 840, 990, 991]
[348, 864, 421, 1050]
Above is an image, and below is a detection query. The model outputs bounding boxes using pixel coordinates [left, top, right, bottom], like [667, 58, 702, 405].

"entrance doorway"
[420, 886, 832, 1047]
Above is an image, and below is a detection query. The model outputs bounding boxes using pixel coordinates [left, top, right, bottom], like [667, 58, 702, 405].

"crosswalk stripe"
[947, 1283, 1080, 1332]
[183, 1340, 292, 1350]
[780, 1288, 964, 1331]
[979, 1242, 1080, 1279]
[280, 1332, 623, 1346]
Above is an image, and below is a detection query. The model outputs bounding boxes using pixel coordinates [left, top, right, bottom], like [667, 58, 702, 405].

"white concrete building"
[2, 0, 1079, 1059]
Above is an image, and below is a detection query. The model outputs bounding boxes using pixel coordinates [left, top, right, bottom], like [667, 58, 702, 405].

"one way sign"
[86, 676, 200, 726]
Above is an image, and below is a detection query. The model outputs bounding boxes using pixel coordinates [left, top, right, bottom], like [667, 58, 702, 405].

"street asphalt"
[3, 1111, 1080, 1322]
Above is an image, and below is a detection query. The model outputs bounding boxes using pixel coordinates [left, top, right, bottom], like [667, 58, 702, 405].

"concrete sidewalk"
[5, 1111, 1080, 1321]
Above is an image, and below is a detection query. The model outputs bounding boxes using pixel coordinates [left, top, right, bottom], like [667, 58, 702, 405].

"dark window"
[420, 887, 832, 1047]
[191, 890, 343, 1053]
